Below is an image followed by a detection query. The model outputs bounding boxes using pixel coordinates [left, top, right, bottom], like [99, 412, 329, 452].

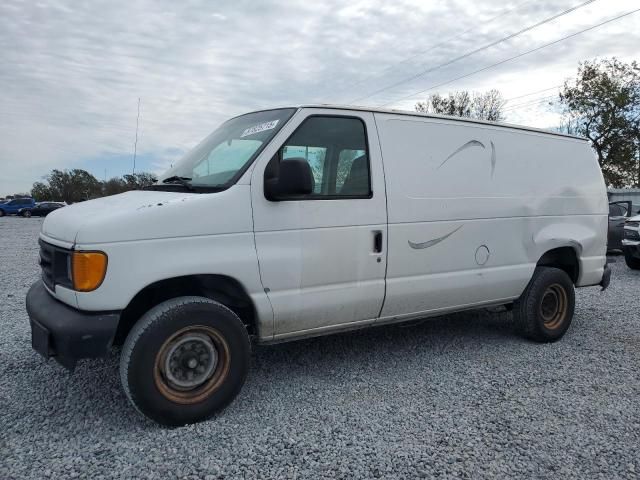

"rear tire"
[120, 296, 251, 426]
[514, 267, 575, 342]
[625, 251, 640, 270]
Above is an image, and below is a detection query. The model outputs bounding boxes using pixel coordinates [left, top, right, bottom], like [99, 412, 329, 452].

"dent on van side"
[26, 105, 610, 426]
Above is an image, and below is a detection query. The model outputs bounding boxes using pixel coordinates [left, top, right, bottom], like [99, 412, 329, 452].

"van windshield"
[156, 108, 296, 191]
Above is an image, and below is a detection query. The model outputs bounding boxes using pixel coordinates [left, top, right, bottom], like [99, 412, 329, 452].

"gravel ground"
[1, 217, 639, 480]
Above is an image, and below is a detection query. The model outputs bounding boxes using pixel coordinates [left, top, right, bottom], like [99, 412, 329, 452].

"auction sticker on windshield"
[240, 120, 279, 138]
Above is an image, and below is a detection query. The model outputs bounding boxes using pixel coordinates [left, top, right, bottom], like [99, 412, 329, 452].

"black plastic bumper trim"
[25, 281, 120, 370]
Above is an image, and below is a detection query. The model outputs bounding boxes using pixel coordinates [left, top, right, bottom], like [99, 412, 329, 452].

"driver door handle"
[373, 230, 383, 253]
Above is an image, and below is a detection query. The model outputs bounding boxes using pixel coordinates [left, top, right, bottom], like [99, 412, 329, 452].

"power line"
[505, 85, 563, 102]
[349, 0, 596, 104]
[503, 99, 558, 114]
[379, 8, 640, 108]
[503, 100, 556, 113]
[327, 0, 534, 101]
[503, 94, 558, 111]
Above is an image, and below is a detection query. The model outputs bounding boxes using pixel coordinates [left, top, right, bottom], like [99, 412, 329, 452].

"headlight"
[71, 251, 108, 292]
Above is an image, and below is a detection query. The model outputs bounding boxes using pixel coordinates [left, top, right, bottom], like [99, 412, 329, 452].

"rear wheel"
[625, 250, 640, 270]
[514, 267, 575, 342]
[120, 296, 251, 426]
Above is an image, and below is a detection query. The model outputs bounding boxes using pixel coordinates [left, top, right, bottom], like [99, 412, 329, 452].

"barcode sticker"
[240, 119, 279, 138]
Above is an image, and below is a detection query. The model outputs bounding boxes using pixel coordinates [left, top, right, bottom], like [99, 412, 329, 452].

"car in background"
[19, 202, 65, 217]
[607, 201, 633, 251]
[622, 215, 640, 269]
[0, 198, 36, 216]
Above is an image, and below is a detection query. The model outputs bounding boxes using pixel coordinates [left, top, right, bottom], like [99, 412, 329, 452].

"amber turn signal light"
[71, 251, 108, 292]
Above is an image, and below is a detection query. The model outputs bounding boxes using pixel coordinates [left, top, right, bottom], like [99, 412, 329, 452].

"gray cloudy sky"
[0, 0, 638, 195]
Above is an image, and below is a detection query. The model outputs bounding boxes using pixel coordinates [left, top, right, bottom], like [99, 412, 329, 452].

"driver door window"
[271, 116, 371, 198]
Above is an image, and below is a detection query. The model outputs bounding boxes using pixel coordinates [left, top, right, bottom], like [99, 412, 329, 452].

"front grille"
[39, 240, 72, 290]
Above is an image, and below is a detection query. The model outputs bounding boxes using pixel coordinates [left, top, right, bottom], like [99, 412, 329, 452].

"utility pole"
[133, 97, 141, 175]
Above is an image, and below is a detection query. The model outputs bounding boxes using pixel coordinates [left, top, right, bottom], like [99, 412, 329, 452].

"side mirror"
[264, 158, 314, 201]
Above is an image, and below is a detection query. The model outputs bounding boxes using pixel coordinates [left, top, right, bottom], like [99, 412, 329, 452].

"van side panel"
[374, 113, 607, 320]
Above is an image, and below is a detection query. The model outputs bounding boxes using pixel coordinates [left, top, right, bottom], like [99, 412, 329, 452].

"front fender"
[73, 233, 274, 338]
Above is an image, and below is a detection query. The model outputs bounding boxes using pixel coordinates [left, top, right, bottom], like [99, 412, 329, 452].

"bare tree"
[415, 89, 505, 121]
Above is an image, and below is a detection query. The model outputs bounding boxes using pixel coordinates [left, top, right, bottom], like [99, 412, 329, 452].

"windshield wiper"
[161, 176, 194, 191]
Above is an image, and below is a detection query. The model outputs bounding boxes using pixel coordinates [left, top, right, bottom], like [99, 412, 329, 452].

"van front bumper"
[26, 281, 120, 370]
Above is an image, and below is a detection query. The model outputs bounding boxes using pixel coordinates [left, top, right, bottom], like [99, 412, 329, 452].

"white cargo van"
[26, 105, 610, 425]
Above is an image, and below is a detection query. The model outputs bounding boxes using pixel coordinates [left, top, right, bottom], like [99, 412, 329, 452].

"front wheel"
[22, 210, 32, 218]
[120, 296, 251, 426]
[0, 210, 5, 217]
[513, 267, 575, 342]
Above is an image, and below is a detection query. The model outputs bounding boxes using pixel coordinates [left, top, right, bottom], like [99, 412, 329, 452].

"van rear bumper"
[26, 281, 120, 370]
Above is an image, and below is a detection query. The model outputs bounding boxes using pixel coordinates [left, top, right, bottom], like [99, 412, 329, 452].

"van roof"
[264, 104, 586, 142]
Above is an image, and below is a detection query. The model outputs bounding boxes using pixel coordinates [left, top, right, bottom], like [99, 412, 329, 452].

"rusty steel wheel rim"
[154, 325, 230, 404]
[539, 283, 568, 330]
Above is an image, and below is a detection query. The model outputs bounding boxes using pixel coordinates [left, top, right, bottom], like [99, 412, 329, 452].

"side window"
[273, 116, 370, 198]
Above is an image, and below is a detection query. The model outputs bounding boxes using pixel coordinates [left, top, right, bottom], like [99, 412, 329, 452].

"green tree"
[559, 58, 640, 187]
[122, 172, 157, 190]
[103, 177, 127, 196]
[32, 170, 158, 201]
[103, 172, 157, 196]
[415, 89, 505, 121]
[34, 169, 102, 203]
[31, 182, 52, 201]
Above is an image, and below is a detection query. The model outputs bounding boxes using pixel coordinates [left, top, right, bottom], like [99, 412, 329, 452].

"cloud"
[0, 0, 638, 195]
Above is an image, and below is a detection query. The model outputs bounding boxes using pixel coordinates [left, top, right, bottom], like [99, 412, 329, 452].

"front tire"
[0, 209, 5, 217]
[624, 250, 640, 270]
[514, 267, 575, 342]
[22, 210, 32, 218]
[120, 296, 251, 426]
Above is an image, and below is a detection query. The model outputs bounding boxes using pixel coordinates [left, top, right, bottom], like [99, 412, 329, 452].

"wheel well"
[536, 247, 579, 284]
[114, 275, 257, 345]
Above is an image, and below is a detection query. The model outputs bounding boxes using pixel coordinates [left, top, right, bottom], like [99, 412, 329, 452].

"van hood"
[41, 187, 253, 245]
